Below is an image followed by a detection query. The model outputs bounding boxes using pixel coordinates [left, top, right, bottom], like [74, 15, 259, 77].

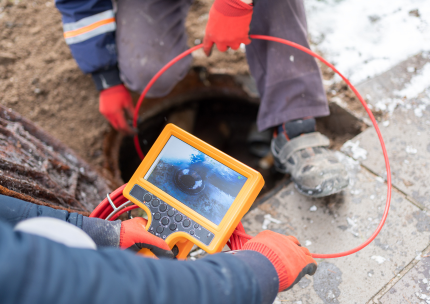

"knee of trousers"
[119, 54, 193, 98]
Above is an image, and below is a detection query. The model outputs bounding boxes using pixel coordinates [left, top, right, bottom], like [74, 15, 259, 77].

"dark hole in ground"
[119, 97, 285, 198]
[118, 97, 366, 200]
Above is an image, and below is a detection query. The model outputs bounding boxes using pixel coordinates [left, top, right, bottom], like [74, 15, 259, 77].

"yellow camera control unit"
[123, 124, 264, 259]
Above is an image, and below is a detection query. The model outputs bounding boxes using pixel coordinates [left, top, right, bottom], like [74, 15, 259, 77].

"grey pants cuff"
[82, 217, 121, 248]
[258, 103, 330, 131]
[256, 73, 330, 132]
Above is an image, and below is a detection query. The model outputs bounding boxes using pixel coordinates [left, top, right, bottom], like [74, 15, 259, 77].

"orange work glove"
[99, 84, 136, 135]
[203, 0, 253, 56]
[243, 231, 317, 291]
[119, 218, 173, 259]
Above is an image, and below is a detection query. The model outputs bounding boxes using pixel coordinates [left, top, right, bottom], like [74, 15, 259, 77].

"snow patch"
[375, 176, 385, 183]
[395, 63, 430, 99]
[414, 104, 427, 117]
[371, 255, 386, 264]
[341, 140, 368, 160]
[305, 0, 430, 84]
[406, 146, 418, 154]
[262, 214, 281, 230]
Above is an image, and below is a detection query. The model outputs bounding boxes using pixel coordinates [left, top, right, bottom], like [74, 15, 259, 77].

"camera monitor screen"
[144, 136, 248, 225]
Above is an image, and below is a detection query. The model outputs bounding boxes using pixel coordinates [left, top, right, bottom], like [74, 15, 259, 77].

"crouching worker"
[0, 194, 317, 304]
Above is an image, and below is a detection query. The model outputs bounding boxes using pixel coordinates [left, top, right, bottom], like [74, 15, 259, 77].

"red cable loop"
[93, 35, 391, 259]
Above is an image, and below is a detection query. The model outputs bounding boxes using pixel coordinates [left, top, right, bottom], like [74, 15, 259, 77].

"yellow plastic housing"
[123, 124, 264, 258]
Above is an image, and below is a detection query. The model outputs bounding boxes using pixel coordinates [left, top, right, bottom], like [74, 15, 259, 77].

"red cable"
[94, 35, 391, 259]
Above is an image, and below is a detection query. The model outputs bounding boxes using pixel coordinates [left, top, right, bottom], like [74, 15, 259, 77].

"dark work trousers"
[116, 0, 329, 131]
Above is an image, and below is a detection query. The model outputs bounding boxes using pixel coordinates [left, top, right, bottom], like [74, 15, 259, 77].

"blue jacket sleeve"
[0, 194, 83, 228]
[55, 0, 122, 90]
[0, 195, 121, 247]
[0, 220, 278, 304]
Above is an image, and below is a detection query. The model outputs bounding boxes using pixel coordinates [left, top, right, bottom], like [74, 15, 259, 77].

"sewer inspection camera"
[90, 35, 392, 259]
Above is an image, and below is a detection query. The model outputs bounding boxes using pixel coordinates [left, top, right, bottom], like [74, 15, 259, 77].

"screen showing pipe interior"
[144, 136, 247, 225]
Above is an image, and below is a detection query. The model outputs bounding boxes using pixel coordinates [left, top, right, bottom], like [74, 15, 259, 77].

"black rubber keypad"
[151, 199, 160, 207]
[129, 184, 215, 246]
[175, 214, 183, 222]
[161, 217, 169, 226]
[144, 193, 152, 203]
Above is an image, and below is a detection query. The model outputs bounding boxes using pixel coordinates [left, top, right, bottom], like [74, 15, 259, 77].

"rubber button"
[194, 223, 199, 229]
[159, 204, 167, 212]
[175, 214, 183, 222]
[189, 230, 194, 235]
[161, 217, 169, 226]
[183, 219, 191, 227]
[153, 213, 161, 220]
[152, 199, 160, 207]
[144, 193, 152, 202]
[169, 223, 177, 231]
[167, 209, 175, 217]
[156, 226, 164, 234]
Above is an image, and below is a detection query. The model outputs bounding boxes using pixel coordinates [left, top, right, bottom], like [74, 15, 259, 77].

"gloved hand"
[203, 0, 253, 56]
[99, 84, 136, 135]
[243, 231, 317, 291]
[120, 217, 174, 258]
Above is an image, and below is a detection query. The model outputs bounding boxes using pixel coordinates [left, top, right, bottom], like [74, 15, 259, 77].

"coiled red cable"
[92, 35, 392, 259]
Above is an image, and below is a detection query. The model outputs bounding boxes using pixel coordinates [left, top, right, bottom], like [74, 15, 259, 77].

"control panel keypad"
[129, 184, 215, 246]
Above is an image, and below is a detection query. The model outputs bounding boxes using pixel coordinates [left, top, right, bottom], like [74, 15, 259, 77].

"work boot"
[271, 118, 349, 197]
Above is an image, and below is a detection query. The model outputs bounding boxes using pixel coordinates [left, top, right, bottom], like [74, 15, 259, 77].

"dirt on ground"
[0, 0, 107, 169]
[0, 0, 250, 172]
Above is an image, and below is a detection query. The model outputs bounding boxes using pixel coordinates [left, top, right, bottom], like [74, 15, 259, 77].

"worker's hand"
[120, 218, 174, 259]
[203, 0, 253, 56]
[243, 231, 317, 291]
[99, 84, 136, 135]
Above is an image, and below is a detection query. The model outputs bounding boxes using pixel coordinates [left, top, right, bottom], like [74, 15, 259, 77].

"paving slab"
[341, 108, 430, 210]
[242, 154, 430, 304]
[379, 249, 430, 304]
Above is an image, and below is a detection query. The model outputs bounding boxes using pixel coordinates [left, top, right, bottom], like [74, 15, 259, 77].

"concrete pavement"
[241, 53, 430, 303]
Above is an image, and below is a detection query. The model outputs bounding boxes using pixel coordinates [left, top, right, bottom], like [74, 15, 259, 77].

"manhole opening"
[119, 97, 284, 198]
[118, 96, 366, 200]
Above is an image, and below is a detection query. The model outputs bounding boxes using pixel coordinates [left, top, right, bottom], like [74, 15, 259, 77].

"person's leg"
[246, 0, 329, 132]
[116, 0, 193, 97]
[246, 0, 348, 198]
